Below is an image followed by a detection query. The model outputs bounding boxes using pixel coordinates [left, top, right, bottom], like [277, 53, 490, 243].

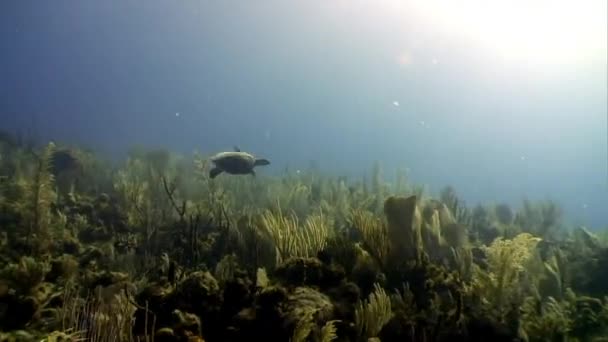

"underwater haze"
[1, 0, 607, 227]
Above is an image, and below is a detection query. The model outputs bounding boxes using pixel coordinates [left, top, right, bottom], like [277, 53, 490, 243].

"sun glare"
[329, 0, 607, 67]
[408, 0, 607, 66]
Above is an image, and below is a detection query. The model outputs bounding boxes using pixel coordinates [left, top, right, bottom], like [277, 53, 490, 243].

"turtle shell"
[211, 152, 256, 174]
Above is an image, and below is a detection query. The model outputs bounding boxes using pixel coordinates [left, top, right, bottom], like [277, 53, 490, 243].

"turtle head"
[254, 158, 270, 167]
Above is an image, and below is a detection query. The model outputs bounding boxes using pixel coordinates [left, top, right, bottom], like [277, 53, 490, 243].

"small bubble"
[393, 101, 400, 107]
[175, 112, 180, 117]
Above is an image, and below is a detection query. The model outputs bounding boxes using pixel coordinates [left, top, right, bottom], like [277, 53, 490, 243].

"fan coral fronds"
[350, 209, 390, 267]
[260, 208, 331, 266]
[319, 320, 340, 342]
[290, 307, 315, 342]
[355, 283, 393, 339]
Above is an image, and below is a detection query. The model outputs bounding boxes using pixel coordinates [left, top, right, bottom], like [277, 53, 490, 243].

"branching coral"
[472, 232, 542, 320]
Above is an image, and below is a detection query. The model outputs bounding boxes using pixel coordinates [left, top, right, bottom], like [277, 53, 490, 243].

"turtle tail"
[209, 167, 223, 179]
[254, 158, 270, 166]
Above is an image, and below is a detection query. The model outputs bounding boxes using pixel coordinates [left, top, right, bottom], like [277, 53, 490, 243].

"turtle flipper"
[254, 158, 270, 166]
[209, 167, 223, 179]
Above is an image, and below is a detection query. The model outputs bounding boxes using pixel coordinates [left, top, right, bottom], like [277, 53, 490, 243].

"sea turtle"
[209, 146, 270, 179]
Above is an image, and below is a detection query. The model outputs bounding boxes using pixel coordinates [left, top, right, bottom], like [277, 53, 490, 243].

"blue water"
[1, 1, 606, 227]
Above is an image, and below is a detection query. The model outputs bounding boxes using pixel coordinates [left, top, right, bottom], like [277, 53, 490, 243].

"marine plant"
[354, 283, 393, 340]
[290, 307, 316, 342]
[521, 295, 572, 341]
[12, 142, 57, 254]
[439, 186, 471, 226]
[259, 206, 332, 267]
[521, 288, 608, 341]
[318, 320, 340, 342]
[516, 199, 564, 239]
[471, 232, 542, 321]
[57, 280, 140, 342]
[113, 157, 151, 229]
[0, 256, 51, 295]
[1, 135, 608, 341]
[349, 209, 390, 268]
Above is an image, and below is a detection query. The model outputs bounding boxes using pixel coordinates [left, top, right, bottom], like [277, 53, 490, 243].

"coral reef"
[0, 136, 607, 341]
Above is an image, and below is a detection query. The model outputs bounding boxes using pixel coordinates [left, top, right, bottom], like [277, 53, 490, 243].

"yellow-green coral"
[113, 158, 151, 228]
[7, 142, 57, 252]
[259, 207, 331, 266]
[0, 256, 51, 295]
[350, 209, 390, 267]
[472, 232, 542, 320]
[59, 284, 137, 342]
[355, 283, 393, 339]
[290, 307, 316, 342]
[319, 320, 340, 342]
[521, 296, 572, 341]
